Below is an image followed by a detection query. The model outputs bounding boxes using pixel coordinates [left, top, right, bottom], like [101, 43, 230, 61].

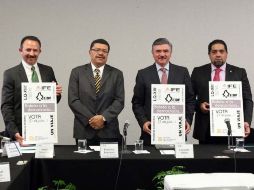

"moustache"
[27, 55, 37, 58]
[96, 56, 105, 59]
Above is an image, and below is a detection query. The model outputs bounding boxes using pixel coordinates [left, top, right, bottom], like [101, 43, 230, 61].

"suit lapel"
[225, 64, 234, 81]
[168, 63, 175, 83]
[84, 64, 96, 89]
[203, 64, 212, 82]
[38, 63, 47, 82]
[150, 64, 160, 84]
[100, 65, 111, 87]
[18, 63, 28, 82]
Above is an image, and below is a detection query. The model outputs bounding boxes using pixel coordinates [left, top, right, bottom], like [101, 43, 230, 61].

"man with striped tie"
[191, 39, 253, 144]
[68, 39, 124, 145]
[1, 36, 62, 145]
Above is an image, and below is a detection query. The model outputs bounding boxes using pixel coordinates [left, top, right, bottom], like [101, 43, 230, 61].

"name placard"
[0, 162, 11, 182]
[100, 142, 119, 158]
[4, 142, 22, 158]
[175, 144, 194, 158]
[35, 143, 54, 158]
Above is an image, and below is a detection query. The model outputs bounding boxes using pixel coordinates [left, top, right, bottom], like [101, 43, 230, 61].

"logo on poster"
[223, 90, 237, 98]
[36, 92, 52, 101]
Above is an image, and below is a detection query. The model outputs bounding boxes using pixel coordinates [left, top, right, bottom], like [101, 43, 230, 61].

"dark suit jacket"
[132, 63, 195, 145]
[68, 63, 124, 140]
[1, 63, 61, 138]
[191, 63, 253, 141]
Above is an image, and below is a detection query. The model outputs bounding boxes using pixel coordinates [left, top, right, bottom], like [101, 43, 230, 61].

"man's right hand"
[143, 121, 151, 135]
[15, 133, 24, 146]
[200, 102, 210, 113]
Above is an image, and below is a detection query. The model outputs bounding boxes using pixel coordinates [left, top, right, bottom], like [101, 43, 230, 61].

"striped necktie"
[31, 66, 39, 82]
[94, 69, 101, 94]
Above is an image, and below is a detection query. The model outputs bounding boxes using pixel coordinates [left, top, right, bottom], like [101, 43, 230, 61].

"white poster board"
[209, 81, 244, 136]
[151, 84, 185, 144]
[22, 83, 58, 144]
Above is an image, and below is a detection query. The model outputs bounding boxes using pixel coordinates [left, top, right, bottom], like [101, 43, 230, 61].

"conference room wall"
[0, 0, 253, 145]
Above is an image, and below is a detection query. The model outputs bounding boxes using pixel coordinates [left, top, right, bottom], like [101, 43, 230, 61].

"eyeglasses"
[91, 49, 109, 54]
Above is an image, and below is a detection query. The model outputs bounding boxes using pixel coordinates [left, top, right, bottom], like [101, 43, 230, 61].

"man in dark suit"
[191, 39, 253, 144]
[132, 38, 195, 145]
[1, 36, 62, 145]
[68, 39, 124, 145]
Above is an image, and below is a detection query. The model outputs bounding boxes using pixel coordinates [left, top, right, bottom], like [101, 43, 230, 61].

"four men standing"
[1, 37, 253, 145]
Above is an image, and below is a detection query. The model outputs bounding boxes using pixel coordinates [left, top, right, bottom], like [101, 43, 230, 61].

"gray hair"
[152, 38, 172, 51]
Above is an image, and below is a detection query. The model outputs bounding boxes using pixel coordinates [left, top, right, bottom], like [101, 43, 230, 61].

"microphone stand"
[223, 122, 234, 154]
[121, 126, 131, 154]
[13, 141, 28, 165]
[227, 128, 231, 150]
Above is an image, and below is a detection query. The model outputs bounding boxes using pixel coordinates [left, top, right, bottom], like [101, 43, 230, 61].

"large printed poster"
[209, 81, 244, 136]
[22, 83, 57, 144]
[151, 84, 185, 144]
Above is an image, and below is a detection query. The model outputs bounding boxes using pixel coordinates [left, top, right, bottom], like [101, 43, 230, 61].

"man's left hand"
[185, 121, 191, 134]
[56, 84, 62, 96]
[89, 115, 105, 130]
[244, 122, 250, 137]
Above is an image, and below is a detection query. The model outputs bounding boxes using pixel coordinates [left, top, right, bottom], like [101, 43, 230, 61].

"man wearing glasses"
[68, 39, 124, 145]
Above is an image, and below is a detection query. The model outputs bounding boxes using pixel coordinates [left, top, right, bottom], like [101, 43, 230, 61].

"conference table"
[1, 145, 254, 190]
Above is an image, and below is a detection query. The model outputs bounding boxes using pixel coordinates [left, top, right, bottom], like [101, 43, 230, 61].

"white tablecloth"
[164, 173, 254, 190]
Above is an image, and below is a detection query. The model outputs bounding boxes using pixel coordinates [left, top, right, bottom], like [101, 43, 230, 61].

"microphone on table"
[224, 118, 232, 136]
[223, 118, 234, 154]
[121, 120, 131, 154]
[123, 120, 130, 136]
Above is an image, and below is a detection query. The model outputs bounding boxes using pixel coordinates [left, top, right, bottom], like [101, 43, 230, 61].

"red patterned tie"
[213, 68, 222, 81]
[160, 68, 168, 84]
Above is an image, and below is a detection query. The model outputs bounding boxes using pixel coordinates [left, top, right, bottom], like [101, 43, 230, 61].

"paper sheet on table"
[74, 150, 93, 154]
[160, 150, 175, 155]
[133, 150, 150, 154]
[89, 146, 100, 151]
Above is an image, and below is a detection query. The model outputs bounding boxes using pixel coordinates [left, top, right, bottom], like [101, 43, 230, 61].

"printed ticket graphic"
[151, 84, 185, 144]
[22, 83, 57, 144]
[209, 81, 244, 136]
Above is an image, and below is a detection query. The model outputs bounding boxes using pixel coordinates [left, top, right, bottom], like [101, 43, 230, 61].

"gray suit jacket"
[132, 63, 195, 145]
[191, 63, 253, 141]
[68, 63, 124, 140]
[1, 63, 61, 138]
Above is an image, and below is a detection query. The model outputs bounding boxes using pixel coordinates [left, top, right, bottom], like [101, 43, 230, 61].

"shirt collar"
[91, 62, 105, 73]
[22, 59, 38, 70]
[211, 62, 227, 72]
[156, 62, 170, 71]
